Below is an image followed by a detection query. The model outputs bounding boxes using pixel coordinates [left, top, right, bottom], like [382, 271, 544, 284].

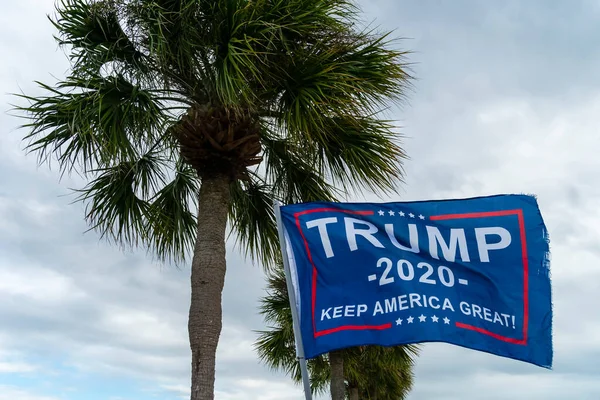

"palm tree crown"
[17, 0, 410, 264]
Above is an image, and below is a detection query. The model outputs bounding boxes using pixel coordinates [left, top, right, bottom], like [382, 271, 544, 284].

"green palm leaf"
[17, 75, 167, 175]
[229, 176, 279, 267]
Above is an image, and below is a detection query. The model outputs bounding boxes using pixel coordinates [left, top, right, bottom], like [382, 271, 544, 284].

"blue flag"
[279, 194, 552, 368]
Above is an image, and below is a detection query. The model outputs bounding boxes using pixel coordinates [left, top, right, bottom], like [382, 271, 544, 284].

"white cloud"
[217, 325, 261, 363]
[0, 265, 85, 303]
[0, 386, 59, 400]
[161, 384, 189, 399]
[0, 362, 37, 374]
[99, 306, 188, 348]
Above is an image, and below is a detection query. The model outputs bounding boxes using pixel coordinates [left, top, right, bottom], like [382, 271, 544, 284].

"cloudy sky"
[1, 0, 600, 399]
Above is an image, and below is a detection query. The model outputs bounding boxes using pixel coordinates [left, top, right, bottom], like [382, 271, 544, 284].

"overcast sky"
[1, 1, 600, 399]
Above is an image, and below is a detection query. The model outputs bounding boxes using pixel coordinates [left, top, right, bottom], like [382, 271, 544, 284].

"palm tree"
[14, 1, 411, 399]
[256, 265, 419, 399]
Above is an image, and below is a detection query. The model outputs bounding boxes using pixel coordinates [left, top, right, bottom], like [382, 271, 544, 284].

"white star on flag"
[407, 316, 414, 324]
[431, 315, 439, 322]
[388, 210, 395, 216]
[419, 214, 425, 220]
[409, 213, 415, 218]
[443, 317, 450, 324]
[395, 318, 402, 326]
[418, 314, 426, 322]
[378, 210, 385, 216]
[399, 211, 405, 217]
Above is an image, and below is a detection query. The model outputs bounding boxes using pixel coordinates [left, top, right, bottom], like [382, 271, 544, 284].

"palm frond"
[210, 0, 360, 108]
[349, 344, 419, 400]
[313, 114, 407, 196]
[145, 158, 199, 263]
[15, 74, 166, 176]
[261, 134, 341, 204]
[74, 154, 158, 247]
[74, 148, 198, 262]
[51, 0, 151, 79]
[125, 0, 216, 99]
[229, 174, 279, 268]
[269, 31, 412, 144]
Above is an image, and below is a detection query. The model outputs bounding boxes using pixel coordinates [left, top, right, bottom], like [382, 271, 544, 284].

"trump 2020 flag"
[279, 194, 553, 368]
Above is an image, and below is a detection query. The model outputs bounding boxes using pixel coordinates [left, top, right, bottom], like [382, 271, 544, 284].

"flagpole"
[273, 202, 313, 400]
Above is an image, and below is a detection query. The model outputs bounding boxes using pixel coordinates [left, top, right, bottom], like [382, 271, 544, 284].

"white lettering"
[306, 217, 338, 258]
[385, 298, 397, 313]
[344, 305, 356, 317]
[385, 223, 419, 253]
[321, 308, 332, 320]
[345, 218, 384, 251]
[357, 304, 368, 316]
[409, 293, 422, 308]
[373, 301, 384, 316]
[443, 298, 455, 311]
[333, 306, 343, 318]
[426, 226, 471, 262]
[398, 295, 409, 310]
[459, 301, 471, 315]
[483, 307, 493, 322]
[493, 312, 503, 325]
[458, 302, 514, 327]
[475, 227, 512, 262]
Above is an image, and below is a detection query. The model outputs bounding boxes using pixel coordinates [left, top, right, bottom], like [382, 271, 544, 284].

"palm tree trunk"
[189, 174, 231, 400]
[329, 350, 345, 400]
[348, 386, 359, 400]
